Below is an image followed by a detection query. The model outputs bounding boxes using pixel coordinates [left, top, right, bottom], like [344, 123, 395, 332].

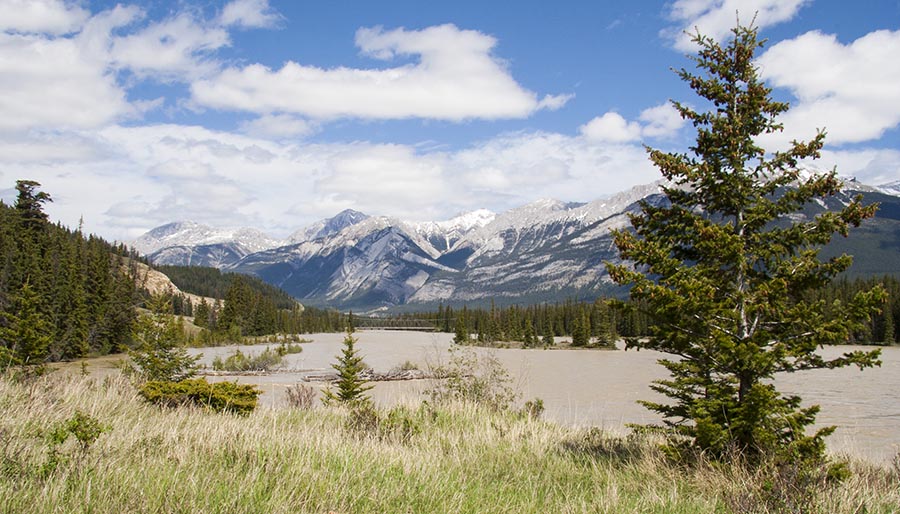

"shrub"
[139, 378, 261, 415]
[344, 404, 422, 443]
[211, 347, 283, 372]
[522, 398, 545, 420]
[285, 382, 316, 409]
[275, 341, 304, 356]
[426, 346, 517, 411]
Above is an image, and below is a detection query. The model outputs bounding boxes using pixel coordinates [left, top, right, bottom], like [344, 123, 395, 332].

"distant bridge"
[352, 316, 440, 332]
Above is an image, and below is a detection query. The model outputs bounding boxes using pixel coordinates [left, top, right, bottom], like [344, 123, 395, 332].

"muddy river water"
[188, 331, 900, 465]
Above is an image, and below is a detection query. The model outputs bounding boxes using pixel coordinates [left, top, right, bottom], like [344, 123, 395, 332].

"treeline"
[148, 266, 349, 340]
[401, 276, 898, 346]
[0, 181, 141, 364]
[396, 298, 644, 347]
[185, 275, 346, 344]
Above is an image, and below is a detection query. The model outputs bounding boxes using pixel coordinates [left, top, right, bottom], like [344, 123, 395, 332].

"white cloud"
[239, 114, 317, 139]
[191, 24, 570, 121]
[0, 0, 89, 35]
[664, 0, 810, 51]
[220, 0, 281, 29]
[580, 103, 684, 143]
[0, 120, 664, 240]
[580, 112, 642, 143]
[819, 149, 900, 187]
[537, 93, 576, 111]
[110, 13, 230, 80]
[0, 2, 237, 132]
[0, 31, 133, 131]
[757, 29, 900, 147]
[639, 103, 685, 138]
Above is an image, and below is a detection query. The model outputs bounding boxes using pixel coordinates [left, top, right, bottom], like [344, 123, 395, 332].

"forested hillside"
[0, 181, 141, 363]
[156, 265, 299, 309]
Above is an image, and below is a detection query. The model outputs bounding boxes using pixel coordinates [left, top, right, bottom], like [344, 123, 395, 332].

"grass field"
[1, 371, 898, 513]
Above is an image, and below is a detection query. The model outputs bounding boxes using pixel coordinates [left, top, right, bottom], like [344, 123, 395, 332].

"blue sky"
[1, 0, 899, 241]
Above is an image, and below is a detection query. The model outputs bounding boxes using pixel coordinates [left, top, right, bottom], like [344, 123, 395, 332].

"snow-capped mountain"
[132, 221, 283, 267]
[287, 209, 370, 244]
[878, 180, 900, 197]
[414, 209, 496, 252]
[135, 177, 900, 309]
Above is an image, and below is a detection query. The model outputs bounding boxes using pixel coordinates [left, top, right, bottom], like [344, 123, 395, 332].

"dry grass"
[1, 371, 897, 513]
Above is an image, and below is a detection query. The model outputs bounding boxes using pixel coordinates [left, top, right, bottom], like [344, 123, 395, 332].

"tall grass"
[1, 372, 897, 513]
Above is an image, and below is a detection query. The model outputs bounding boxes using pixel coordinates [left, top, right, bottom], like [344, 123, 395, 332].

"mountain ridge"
[133, 176, 900, 310]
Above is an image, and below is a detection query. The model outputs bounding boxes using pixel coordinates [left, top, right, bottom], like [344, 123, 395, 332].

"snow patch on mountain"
[132, 221, 282, 256]
[288, 209, 369, 244]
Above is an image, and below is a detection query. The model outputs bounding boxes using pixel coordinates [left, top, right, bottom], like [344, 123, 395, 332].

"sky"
[1, 0, 899, 242]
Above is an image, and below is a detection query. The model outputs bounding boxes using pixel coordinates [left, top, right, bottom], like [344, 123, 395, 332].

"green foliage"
[522, 398, 545, 420]
[156, 265, 299, 309]
[138, 378, 260, 415]
[427, 346, 518, 411]
[607, 25, 884, 462]
[48, 410, 107, 452]
[571, 309, 590, 347]
[211, 346, 284, 372]
[41, 410, 108, 476]
[322, 327, 373, 407]
[453, 313, 470, 344]
[0, 180, 140, 364]
[128, 294, 199, 382]
[2, 281, 52, 366]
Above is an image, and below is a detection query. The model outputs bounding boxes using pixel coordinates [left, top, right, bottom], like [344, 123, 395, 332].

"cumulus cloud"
[580, 112, 642, 143]
[639, 103, 685, 138]
[757, 29, 900, 147]
[220, 0, 281, 29]
[580, 103, 685, 143]
[109, 13, 230, 80]
[0, 30, 133, 131]
[0, 1, 240, 132]
[0, 0, 89, 35]
[664, 0, 809, 51]
[191, 24, 571, 121]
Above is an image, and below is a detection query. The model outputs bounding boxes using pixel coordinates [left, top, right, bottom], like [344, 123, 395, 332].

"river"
[188, 331, 900, 466]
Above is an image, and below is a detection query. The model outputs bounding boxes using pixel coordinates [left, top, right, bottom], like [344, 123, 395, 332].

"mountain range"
[132, 177, 900, 310]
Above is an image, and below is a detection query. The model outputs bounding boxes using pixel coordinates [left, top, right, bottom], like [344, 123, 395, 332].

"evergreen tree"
[542, 322, 555, 347]
[883, 297, 895, 344]
[571, 309, 589, 347]
[14, 180, 52, 233]
[193, 298, 210, 328]
[322, 326, 372, 407]
[522, 314, 536, 348]
[453, 313, 470, 345]
[3, 281, 53, 366]
[608, 25, 884, 460]
[129, 294, 199, 382]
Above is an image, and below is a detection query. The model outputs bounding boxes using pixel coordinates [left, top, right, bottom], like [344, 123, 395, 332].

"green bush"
[139, 378, 260, 415]
[427, 347, 517, 411]
[211, 347, 283, 372]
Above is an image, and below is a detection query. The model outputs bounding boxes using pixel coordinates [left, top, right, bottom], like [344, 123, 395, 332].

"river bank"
[2, 371, 898, 513]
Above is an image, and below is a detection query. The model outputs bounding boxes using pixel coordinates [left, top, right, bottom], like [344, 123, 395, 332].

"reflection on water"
[188, 331, 900, 465]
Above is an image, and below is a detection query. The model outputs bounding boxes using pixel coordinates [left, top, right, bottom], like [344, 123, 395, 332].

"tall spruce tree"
[607, 25, 884, 460]
[322, 325, 372, 407]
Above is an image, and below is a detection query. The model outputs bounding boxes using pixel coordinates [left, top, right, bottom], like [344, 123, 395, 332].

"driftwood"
[303, 368, 431, 383]
[200, 367, 432, 382]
